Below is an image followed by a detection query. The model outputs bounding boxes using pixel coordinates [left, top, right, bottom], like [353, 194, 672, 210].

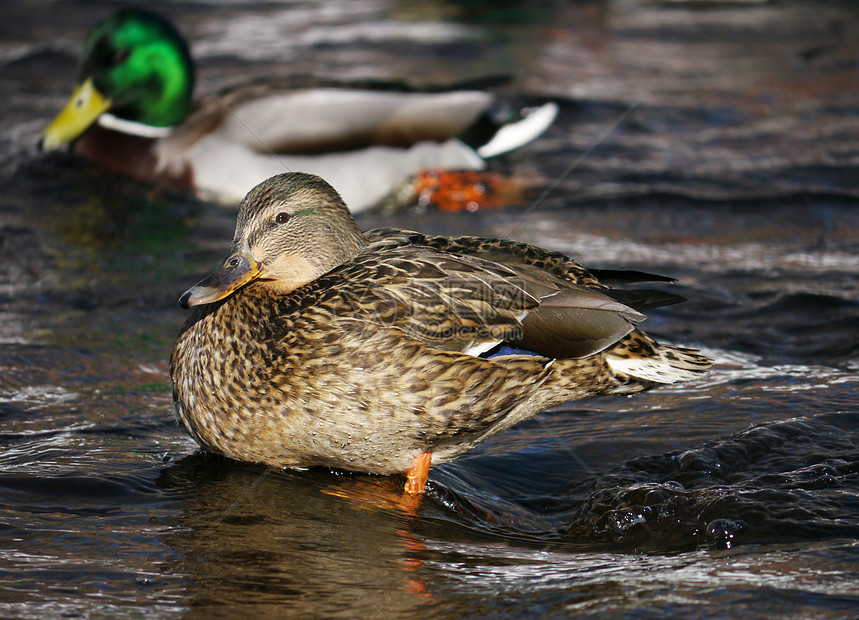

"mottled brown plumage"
[170, 172, 712, 489]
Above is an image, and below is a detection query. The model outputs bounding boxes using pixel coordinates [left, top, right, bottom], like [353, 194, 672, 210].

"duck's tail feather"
[588, 269, 677, 286]
[605, 288, 687, 313]
[474, 102, 559, 158]
[605, 332, 713, 386]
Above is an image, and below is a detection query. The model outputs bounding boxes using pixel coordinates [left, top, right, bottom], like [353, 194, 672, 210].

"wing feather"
[295, 231, 650, 358]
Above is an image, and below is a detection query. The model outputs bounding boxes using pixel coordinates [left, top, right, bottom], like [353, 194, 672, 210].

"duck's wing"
[315, 248, 536, 356]
[365, 228, 687, 313]
[503, 262, 644, 358]
[305, 242, 643, 359]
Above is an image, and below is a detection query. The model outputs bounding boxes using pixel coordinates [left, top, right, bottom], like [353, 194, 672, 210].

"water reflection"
[158, 455, 435, 615]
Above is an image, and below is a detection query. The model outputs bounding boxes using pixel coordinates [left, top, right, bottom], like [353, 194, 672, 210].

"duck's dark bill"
[179, 248, 261, 308]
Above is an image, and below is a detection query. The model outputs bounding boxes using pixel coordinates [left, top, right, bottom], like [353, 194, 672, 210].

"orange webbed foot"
[413, 169, 523, 212]
[403, 451, 432, 495]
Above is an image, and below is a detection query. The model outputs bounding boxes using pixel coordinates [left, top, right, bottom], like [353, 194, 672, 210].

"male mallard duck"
[170, 172, 712, 494]
[39, 8, 558, 211]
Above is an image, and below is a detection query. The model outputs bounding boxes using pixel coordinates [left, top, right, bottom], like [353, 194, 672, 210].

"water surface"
[1, 0, 858, 617]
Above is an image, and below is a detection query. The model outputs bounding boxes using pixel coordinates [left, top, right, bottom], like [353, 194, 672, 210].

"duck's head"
[40, 8, 194, 151]
[180, 173, 369, 309]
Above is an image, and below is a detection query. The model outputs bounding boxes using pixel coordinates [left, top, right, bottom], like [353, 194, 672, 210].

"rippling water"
[2, 0, 858, 617]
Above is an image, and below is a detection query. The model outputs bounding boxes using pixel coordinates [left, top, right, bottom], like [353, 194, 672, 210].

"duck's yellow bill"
[179, 245, 262, 309]
[40, 78, 112, 151]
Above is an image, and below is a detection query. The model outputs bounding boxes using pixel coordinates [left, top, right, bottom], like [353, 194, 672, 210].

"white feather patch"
[607, 355, 702, 384]
[98, 113, 176, 138]
[477, 102, 559, 158]
[461, 340, 502, 357]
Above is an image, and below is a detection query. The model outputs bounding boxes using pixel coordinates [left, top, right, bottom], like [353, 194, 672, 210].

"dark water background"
[2, 0, 859, 617]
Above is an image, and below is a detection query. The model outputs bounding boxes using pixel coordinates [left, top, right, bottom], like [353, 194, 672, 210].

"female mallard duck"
[170, 172, 712, 494]
[39, 8, 558, 211]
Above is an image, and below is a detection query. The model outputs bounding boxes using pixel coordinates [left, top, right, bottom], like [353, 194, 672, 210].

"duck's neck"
[343, 225, 372, 260]
[307, 221, 370, 275]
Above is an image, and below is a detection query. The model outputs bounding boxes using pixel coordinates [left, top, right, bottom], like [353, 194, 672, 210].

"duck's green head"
[40, 8, 194, 151]
[180, 173, 369, 308]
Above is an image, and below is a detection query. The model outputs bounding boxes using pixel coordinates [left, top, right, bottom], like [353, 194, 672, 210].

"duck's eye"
[111, 48, 131, 66]
[275, 212, 291, 224]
